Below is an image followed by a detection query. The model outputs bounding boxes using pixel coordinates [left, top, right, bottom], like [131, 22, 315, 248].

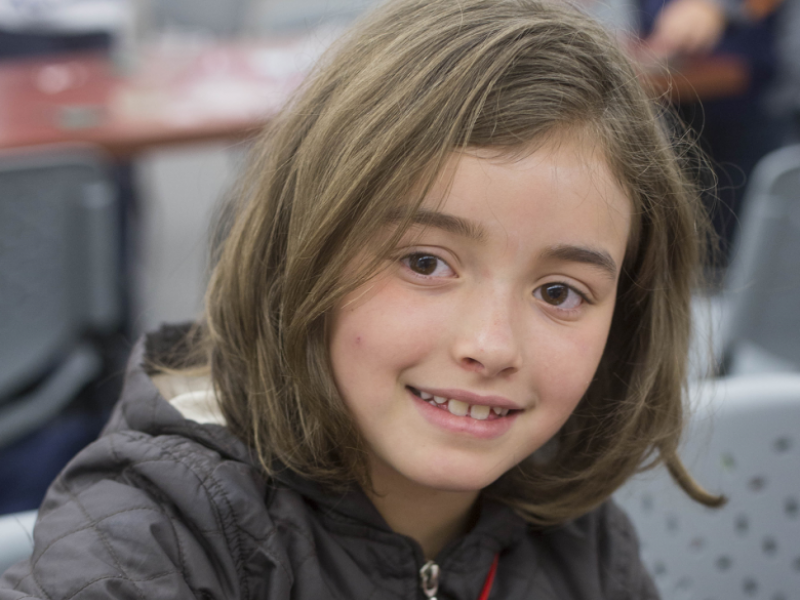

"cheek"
[329, 285, 447, 388]
[573, 328, 610, 378]
[535, 318, 613, 407]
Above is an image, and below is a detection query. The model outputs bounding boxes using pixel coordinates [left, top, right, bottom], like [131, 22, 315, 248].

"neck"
[365, 458, 480, 560]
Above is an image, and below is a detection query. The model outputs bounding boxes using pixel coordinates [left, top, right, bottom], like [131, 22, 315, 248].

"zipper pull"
[419, 560, 440, 599]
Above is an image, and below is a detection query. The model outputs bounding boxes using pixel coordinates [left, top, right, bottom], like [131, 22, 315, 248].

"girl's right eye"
[402, 253, 454, 278]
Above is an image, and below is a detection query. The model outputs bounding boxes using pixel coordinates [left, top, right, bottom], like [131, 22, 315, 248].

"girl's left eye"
[402, 253, 454, 277]
[533, 283, 585, 311]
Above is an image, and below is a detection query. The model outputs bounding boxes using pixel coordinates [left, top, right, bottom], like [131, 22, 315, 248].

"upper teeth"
[470, 404, 491, 420]
[416, 390, 510, 418]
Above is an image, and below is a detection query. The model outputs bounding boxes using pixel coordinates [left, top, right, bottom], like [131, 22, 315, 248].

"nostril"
[461, 357, 484, 370]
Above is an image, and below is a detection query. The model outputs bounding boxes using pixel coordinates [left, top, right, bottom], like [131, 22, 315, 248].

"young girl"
[1, 0, 720, 598]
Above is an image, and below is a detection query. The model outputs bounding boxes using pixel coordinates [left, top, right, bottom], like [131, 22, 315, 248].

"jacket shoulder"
[517, 500, 660, 600]
[588, 500, 660, 600]
[0, 429, 293, 600]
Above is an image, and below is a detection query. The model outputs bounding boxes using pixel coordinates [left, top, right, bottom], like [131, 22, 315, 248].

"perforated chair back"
[0, 146, 119, 446]
[615, 375, 800, 600]
[722, 144, 800, 372]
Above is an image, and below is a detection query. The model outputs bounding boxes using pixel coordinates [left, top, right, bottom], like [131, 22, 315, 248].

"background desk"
[0, 35, 327, 158]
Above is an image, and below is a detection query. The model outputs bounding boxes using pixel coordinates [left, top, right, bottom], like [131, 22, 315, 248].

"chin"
[400, 460, 508, 494]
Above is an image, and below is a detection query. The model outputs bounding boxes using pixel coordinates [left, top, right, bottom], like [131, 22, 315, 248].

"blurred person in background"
[640, 0, 797, 272]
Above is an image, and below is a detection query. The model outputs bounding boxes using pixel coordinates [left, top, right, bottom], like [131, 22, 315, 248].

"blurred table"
[0, 33, 748, 159]
[0, 33, 333, 159]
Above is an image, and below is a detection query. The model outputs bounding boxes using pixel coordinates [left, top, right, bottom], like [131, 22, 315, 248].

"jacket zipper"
[419, 560, 440, 599]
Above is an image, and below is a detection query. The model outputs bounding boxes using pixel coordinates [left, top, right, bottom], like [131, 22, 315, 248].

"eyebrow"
[390, 208, 487, 242]
[540, 245, 619, 279]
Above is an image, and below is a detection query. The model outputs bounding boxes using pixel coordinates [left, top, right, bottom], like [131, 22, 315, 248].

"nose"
[451, 285, 523, 378]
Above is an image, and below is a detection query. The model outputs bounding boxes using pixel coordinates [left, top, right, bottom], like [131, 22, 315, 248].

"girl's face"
[329, 136, 632, 495]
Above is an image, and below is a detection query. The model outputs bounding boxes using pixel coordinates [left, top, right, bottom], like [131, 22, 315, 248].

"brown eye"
[542, 283, 569, 305]
[533, 283, 583, 310]
[407, 254, 440, 275]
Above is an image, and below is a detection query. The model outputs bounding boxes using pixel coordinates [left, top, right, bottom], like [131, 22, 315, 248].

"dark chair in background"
[0, 145, 122, 512]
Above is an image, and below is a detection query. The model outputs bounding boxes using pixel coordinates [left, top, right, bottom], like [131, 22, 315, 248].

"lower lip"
[410, 390, 519, 440]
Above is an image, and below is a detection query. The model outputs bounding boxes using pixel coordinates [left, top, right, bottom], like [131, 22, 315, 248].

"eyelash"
[399, 251, 590, 312]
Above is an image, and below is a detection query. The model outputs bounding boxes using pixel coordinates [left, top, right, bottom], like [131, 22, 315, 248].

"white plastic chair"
[0, 510, 37, 575]
[615, 375, 800, 600]
[713, 144, 800, 375]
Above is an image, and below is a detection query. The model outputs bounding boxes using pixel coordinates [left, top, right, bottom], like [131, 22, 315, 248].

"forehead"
[416, 137, 632, 255]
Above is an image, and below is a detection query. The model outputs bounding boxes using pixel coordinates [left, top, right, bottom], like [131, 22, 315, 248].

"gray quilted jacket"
[0, 327, 659, 600]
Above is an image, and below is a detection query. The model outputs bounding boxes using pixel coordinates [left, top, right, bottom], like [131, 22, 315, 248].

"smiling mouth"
[407, 386, 519, 420]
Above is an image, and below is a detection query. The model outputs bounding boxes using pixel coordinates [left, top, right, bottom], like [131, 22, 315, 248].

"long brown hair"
[196, 0, 721, 525]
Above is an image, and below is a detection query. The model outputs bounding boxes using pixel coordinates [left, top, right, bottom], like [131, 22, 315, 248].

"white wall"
[132, 142, 245, 334]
